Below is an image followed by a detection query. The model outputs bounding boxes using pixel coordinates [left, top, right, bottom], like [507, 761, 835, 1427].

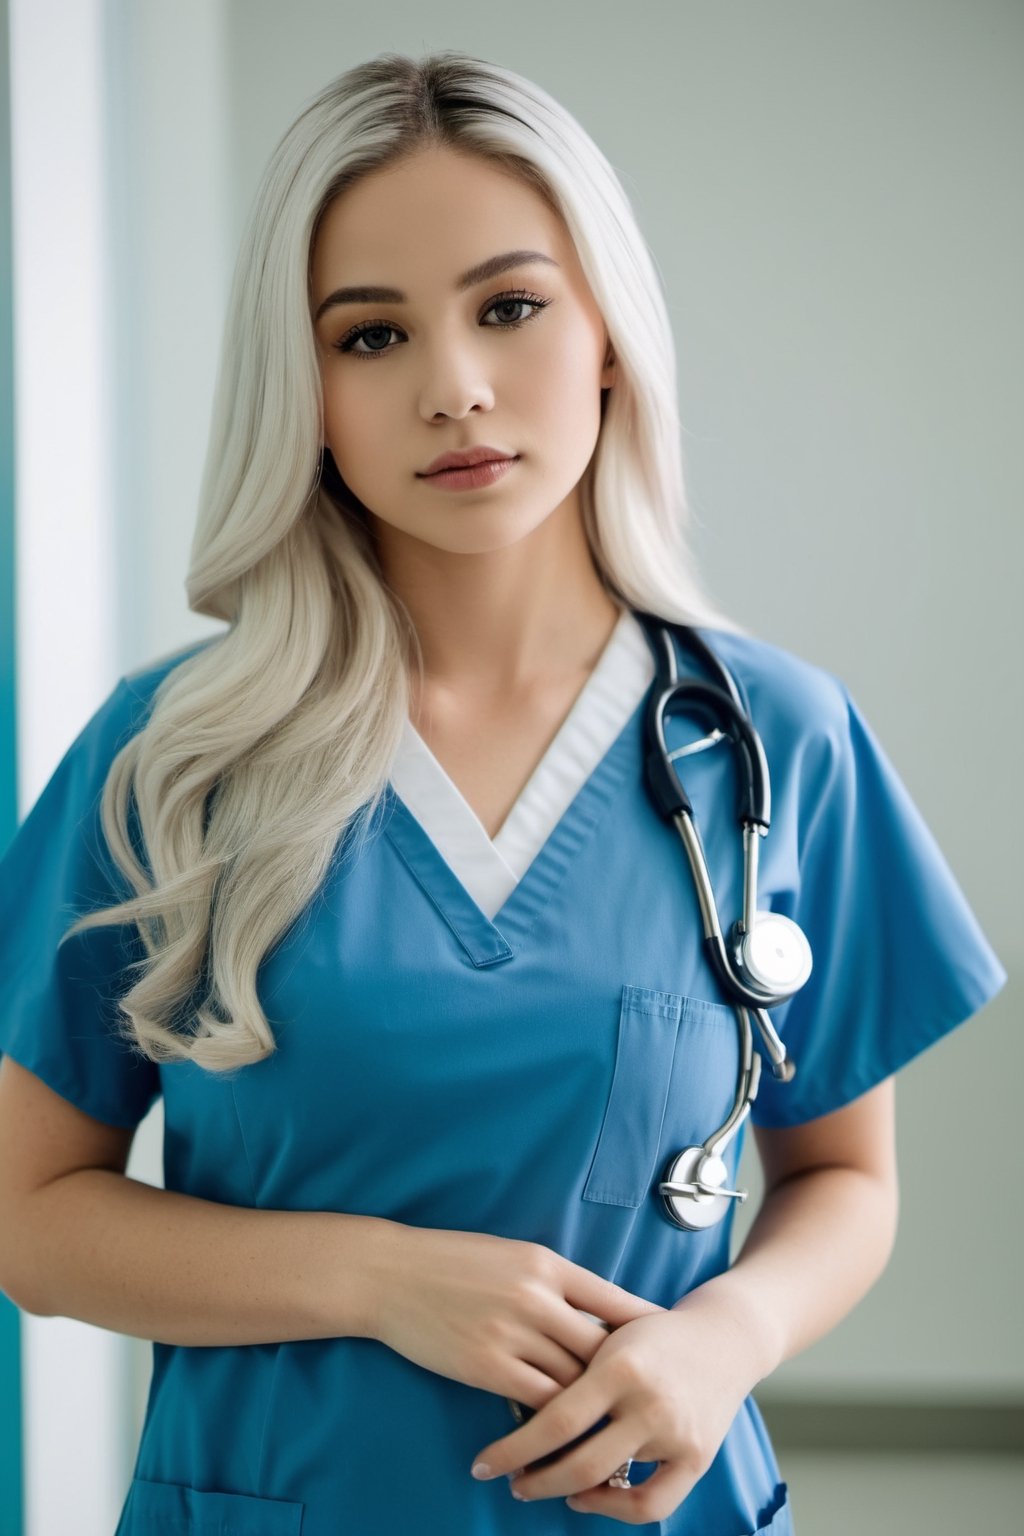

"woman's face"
[310, 146, 615, 558]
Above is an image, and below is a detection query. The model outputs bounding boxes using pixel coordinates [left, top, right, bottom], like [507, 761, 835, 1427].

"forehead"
[310, 148, 571, 297]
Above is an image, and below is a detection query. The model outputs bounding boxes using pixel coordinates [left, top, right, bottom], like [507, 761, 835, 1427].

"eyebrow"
[313, 249, 560, 323]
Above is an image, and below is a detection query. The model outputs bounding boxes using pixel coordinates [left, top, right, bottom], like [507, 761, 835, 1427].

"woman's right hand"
[366, 1223, 666, 1411]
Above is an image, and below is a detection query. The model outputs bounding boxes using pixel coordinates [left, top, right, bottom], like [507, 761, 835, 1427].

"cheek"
[528, 328, 604, 416]
[322, 371, 387, 459]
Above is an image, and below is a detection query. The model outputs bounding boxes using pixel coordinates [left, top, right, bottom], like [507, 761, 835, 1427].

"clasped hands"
[469, 1295, 758, 1524]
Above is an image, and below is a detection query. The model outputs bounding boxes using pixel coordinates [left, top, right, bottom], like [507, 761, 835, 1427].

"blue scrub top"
[0, 620, 1006, 1536]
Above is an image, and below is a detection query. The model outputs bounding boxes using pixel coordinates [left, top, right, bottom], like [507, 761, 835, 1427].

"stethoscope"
[504, 612, 814, 1484]
[633, 610, 814, 1232]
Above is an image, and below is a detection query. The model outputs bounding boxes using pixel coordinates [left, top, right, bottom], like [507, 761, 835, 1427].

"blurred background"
[0, 2, 1020, 1532]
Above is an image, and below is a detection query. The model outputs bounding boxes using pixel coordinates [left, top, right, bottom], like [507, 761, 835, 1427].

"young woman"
[0, 50, 1005, 1536]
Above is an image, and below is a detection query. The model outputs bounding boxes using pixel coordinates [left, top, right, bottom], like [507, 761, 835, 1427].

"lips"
[419, 446, 516, 477]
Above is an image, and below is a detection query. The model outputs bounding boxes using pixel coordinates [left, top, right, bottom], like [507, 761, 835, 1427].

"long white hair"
[63, 49, 739, 1072]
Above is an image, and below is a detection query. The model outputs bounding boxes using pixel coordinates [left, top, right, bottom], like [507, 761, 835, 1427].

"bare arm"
[673, 1077, 900, 1379]
[0, 1061, 654, 1376]
[7, 1168, 403, 1348]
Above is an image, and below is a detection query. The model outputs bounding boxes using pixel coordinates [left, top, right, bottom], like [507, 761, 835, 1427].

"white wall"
[10, 4, 128, 1531]
[9, 2, 230, 1532]
[103, 0, 231, 662]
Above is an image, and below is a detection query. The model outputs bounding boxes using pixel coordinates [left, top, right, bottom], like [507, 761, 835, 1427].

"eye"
[479, 290, 551, 330]
[334, 288, 552, 361]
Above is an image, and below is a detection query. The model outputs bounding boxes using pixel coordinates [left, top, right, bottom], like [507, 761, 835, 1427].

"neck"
[373, 501, 625, 701]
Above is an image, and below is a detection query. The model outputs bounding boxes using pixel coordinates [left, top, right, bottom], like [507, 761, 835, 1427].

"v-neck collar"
[382, 607, 657, 967]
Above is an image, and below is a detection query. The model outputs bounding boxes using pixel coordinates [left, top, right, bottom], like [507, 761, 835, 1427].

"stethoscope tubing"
[632, 610, 810, 1229]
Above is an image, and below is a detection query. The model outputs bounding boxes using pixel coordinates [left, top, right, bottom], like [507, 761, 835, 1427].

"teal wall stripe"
[0, 0, 24, 1530]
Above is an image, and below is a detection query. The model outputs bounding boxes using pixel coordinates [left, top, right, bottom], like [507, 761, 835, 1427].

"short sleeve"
[0, 678, 162, 1129]
[750, 679, 1007, 1128]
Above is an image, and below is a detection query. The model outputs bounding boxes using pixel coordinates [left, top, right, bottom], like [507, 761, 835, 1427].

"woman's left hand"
[469, 1286, 766, 1525]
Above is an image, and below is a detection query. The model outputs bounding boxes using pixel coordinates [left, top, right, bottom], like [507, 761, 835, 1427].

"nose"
[417, 334, 497, 422]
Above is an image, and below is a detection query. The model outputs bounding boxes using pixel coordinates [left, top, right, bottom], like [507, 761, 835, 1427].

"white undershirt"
[387, 607, 656, 920]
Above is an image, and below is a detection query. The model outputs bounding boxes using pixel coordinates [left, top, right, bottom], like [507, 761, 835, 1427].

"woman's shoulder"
[120, 635, 222, 716]
[689, 624, 851, 749]
[17, 637, 225, 827]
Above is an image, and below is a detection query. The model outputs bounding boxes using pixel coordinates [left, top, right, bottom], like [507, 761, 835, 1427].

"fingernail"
[566, 1497, 585, 1511]
[471, 1462, 492, 1480]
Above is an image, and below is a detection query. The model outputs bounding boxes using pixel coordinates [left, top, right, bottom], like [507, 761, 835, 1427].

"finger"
[554, 1307, 617, 1367]
[502, 1360, 568, 1415]
[562, 1266, 666, 1330]
[522, 1330, 594, 1390]
[565, 1458, 691, 1524]
[521, 1298, 621, 1378]
[472, 1367, 610, 1483]
[505, 1337, 586, 1409]
[503, 1418, 638, 1503]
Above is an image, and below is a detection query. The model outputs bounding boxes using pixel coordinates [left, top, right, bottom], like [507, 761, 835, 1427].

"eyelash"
[334, 288, 552, 360]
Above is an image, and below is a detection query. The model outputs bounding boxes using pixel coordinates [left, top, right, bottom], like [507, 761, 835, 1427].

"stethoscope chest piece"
[659, 1145, 748, 1231]
[731, 911, 813, 996]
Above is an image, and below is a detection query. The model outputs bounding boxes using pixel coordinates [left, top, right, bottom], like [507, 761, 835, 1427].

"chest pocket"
[116, 1478, 304, 1534]
[582, 984, 736, 1209]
